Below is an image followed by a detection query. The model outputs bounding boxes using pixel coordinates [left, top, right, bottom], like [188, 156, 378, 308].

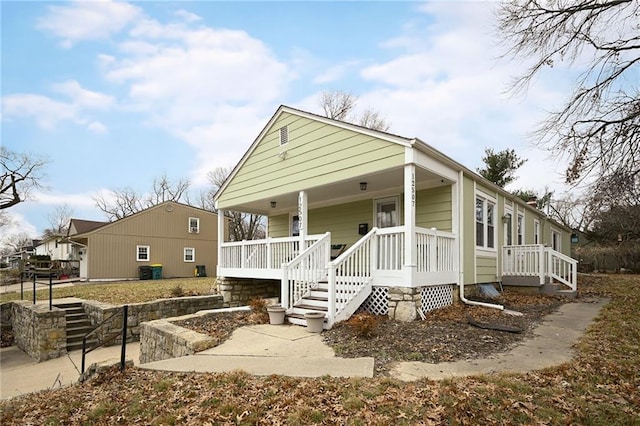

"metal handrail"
[81, 305, 128, 375]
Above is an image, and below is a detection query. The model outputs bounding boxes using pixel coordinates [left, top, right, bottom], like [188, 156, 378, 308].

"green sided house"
[214, 105, 576, 329]
[67, 201, 221, 281]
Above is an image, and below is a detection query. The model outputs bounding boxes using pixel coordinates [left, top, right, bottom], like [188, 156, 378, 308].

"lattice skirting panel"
[420, 285, 454, 316]
[359, 287, 389, 316]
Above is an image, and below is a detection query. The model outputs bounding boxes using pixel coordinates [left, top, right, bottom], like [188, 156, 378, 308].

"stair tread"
[303, 296, 328, 302]
[294, 304, 328, 311]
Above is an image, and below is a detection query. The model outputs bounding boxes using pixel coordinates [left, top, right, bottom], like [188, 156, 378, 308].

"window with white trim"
[136, 245, 149, 261]
[476, 196, 496, 249]
[534, 219, 540, 244]
[184, 247, 195, 262]
[279, 126, 289, 146]
[504, 211, 513, 245]
[517, 214, 524, 245]
[189, 217, 200, 233]
[551, 229, 561, 251]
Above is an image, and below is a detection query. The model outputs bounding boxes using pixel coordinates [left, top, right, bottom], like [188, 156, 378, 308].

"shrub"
[346, 312, 380, 338]
[170, 285, 184, 297]
[248, 297, 269, 324]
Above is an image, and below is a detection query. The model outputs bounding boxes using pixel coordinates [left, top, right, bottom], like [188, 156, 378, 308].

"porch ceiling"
[228, 166, 452, 215]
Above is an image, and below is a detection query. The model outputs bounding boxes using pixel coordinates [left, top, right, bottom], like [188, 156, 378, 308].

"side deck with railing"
[502, 244, 577, 291]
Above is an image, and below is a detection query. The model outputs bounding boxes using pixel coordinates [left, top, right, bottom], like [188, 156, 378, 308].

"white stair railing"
[281, 232, 331, 310]
[502, 244, 577, 290]
[327, 228, 377, 327]
[546, 248, 577, 291]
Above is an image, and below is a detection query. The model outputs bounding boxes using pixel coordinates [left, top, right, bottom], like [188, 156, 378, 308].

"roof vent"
[279, 126, 289, 146]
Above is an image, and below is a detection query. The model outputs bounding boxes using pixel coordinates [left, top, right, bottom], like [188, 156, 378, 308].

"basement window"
[279, 126, 289, 146]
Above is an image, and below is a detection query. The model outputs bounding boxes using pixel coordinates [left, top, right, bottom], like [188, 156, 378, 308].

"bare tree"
[0, 232, 33, 256]
[93, 187, 144, 221]
[0, 147, 48, 210]
[42, 204, 74, 237]
[147, 173, 190, 205]
[208, 167, 265, 241]
[319, 90, 391, 131]
[320, 90, 357, 121]
[497, 1, 640, 196]
[93, 174, 190, 221]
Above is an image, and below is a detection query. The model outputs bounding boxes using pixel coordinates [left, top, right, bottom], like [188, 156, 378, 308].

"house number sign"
[411, 171, 416, 207]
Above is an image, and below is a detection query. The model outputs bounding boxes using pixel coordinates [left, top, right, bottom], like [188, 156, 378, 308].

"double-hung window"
[189, 217, 200, 234]
[534, 219, 540, 244]
[476, 196, 496, 250]
[137, 245, 150, 261]
[517, 214, 524, 245]
[184, 247, 195, 262]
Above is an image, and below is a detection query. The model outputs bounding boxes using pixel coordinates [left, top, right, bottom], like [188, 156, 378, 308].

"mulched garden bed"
[177, 291, 568, 376]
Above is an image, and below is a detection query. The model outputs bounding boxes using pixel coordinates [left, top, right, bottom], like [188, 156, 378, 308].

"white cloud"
[2, 94, 76, 129]
[94, 17, 293, 181]
[174, 9, 202, 23]
[313, 61, 360, 84]
[347, 1, 571, 195]
[51, 80, 115, 110]
[2, 81, 114, 132]
[37, 0, 142, 47]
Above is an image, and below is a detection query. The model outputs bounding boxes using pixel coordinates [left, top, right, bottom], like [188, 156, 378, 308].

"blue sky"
[2, 0, 575, 242]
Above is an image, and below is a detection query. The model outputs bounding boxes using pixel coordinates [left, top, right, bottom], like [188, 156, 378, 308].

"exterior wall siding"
[217, 112, 405, 208]
[462, 176, 476, 285]
[476, 256, 498, 283]
[85, 203, 218, 280]
[415, 185, 452, 231]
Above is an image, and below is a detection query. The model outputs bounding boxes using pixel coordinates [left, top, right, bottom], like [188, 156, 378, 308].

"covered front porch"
[216, 161, 461, 328]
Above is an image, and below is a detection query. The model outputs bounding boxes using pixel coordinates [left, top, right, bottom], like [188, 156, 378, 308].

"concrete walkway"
[1, 300, 606, 399]
[1, 343, 140, 400]
[391, 299, 607, 381]
[139, 324, 375, 378]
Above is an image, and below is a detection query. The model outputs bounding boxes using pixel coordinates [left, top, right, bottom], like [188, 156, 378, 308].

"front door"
[375, 197, 399, 228]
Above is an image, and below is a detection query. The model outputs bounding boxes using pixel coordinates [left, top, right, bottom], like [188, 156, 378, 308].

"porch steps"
[286, 283, 329, 330]
[541, 283, 577, 299]
[53, 302, 97, 351]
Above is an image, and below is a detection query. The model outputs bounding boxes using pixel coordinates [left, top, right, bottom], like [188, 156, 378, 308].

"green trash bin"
[139, 266, 152, 280]
[150, 264, 163, 280]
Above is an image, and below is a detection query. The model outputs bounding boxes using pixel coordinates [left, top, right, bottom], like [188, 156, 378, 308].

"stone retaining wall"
[216, 277, 279, 307]
[83, 295, 225, 345]
[11, 301, 67, 361]
[1, 301, 12, 334]
[139, 307, 250, 363]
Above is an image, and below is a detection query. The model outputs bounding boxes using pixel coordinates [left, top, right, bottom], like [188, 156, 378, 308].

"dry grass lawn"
[1, 274, 638, 424]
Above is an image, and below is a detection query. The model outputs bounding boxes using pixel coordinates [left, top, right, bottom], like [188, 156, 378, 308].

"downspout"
[457, 170, 504, 311]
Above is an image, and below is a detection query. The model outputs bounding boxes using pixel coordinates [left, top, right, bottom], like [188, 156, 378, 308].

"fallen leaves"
[1, 274, 639, 425]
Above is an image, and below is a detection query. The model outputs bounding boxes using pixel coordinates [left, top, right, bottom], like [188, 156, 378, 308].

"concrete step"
[556, 289, 577, 299]
[53, 302, 83, 310]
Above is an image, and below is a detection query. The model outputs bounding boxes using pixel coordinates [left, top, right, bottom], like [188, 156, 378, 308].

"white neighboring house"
[35, 234, 72, 260]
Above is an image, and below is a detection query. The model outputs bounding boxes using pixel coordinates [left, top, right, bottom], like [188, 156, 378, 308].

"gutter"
[457, 170, 504, 311]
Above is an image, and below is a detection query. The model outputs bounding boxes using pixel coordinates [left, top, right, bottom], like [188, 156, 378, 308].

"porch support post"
[404, 163, 417, 279]
[539, 244, 545, 285]
[298, 191, 308, 247]
[217, 208, 225, 276]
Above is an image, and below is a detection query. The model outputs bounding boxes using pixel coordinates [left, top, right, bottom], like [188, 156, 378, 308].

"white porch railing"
[281, 232, 331, 310]
[220, 235, 324, 270]
[502, 244, 577, 291]
[416, 227, 457, 274]
[327, 228, 378, 327]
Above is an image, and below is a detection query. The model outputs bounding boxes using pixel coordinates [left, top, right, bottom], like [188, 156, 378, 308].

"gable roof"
[214, 104, 571, 232]
[70, 201, 218, 238]
[68, 219, 109, 236]
[213, 105, 414, 204]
